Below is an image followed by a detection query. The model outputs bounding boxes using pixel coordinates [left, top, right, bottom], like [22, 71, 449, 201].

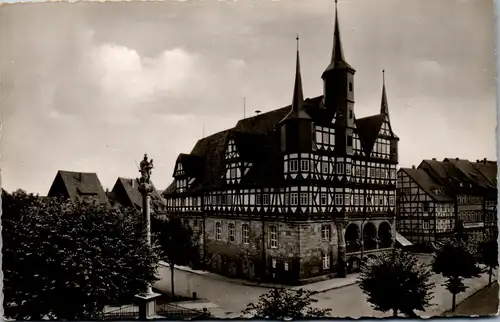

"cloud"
[92, 44, 204, 111]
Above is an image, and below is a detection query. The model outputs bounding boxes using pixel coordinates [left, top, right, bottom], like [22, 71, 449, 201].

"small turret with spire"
[280, 35, 314, 154]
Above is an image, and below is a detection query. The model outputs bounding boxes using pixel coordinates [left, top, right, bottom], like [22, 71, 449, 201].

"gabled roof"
[176, 153, 203, 178]
[473, 160, 497, 186]
[444, 158, 494, 189]
[400, 168, 453, 202]
[355, 114, 385, 154]
[110, 177, 165, 212]
[48, 170, 109, 205]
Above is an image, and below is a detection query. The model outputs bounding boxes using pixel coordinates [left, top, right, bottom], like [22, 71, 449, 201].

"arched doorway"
[363, 223, 377, 250]
[345, 224, 361, 253]
[379, 222, 392, 248]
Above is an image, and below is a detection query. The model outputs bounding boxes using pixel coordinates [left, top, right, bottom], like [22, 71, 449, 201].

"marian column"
[135, 153, 161, 319]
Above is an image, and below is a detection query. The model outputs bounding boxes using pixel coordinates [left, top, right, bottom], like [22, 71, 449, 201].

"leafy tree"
[432, 237, 482, 312]
[357, 249, 434, 317]
[2, 190, 160, 320]
[477, 238, 498, 285]
[152, 216, 198, 297]
[241, 287, 331, 319]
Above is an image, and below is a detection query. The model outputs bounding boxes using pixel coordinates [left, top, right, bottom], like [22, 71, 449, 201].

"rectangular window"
[300, 192, 309, 205]
[284, 261, 289, 271]
[216, 222, 222, 241]
[349, 82, 353, 92]
[270, 226, 278, 248]
[272, 258, 277, 268]
[300, 159, 309, 172]
[322, 132, 329, 145]
[290, 160, 298, 172]
[291, 193, 298, 205]
[321, 225, 331, 241]
[336, 163, 344, 174]
[316, 131, 322, 144]
[320, 193, 327, 205]
[335, 194, 343, 205]
[347, 135, 353, 147]
[263, 194, 270, 205]
[349, 110, 353, 119]
[422, 202, 429, 212]
[256, 194, 262, 205]
[423, 221, 429, 230]
[346, 163, 352, 175]
[389, 196, 395, 206]
[345, 194, 351, 205]
[242, 224, 249, 244]
[228, 223, 235, 242]
[323, 253, 331, 269]
[322, 161, 329, 174]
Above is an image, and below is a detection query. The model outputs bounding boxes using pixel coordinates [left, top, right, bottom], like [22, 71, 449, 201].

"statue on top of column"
[139, 153, 154, 184]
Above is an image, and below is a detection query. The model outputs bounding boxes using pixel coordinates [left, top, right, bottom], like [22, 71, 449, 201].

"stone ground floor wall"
[177, 214, 395, 284]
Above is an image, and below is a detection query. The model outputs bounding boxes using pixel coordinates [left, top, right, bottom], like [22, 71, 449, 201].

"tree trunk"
[393, 309, 398, 317]
[170, 263, 175, 297]
[452, 293, 456, 312]
[488, 266, 493, 285]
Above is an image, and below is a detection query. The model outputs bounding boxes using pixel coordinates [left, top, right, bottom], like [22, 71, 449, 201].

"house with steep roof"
[47, 170, 109, 205]
[163, 3, 399, 283]
[397, 166, 455, 250]
[108, 177, 166, 216]
[398, 158, 497, 248]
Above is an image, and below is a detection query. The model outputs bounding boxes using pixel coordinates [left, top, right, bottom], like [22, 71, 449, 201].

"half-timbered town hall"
[163, 3, 400, 284]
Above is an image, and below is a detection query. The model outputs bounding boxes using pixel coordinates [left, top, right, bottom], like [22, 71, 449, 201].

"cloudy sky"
[0, 0, 496, 194]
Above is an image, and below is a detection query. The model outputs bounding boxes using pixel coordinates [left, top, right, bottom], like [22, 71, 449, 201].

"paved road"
[444, 282, 499, 317]
[156, 254, 496, 318]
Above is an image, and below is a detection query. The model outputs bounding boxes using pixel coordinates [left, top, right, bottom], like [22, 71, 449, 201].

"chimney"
[432, 158, 436, 161]
[412, 165, 416, 169]
[484, 158, 487, 163]
[476, 160, 479, 163]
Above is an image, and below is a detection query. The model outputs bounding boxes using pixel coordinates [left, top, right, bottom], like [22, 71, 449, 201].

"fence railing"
[98, 303, 207, 320]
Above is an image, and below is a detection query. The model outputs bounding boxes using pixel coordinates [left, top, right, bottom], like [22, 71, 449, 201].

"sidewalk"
[292, 273, 359, 293]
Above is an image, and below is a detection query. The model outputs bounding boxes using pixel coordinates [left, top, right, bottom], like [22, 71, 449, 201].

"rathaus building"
[163, 3, 400, 284]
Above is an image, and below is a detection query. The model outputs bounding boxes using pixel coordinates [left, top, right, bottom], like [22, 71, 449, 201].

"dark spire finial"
[296, 34, 299, 51]
[381, 69, 389, 116]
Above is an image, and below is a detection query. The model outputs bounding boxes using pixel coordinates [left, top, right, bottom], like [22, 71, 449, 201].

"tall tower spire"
[380, 69, 389, 117]
[292, 34, 304, 113]
[323, 0, 353, 76]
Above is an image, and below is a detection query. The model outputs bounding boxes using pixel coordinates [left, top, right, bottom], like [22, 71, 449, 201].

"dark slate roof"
[110, 177, 165, 212]
[176, 153, 204, 178]
[444, 158, 494, 189]
[48, 170, 109, 205]
[355, 114, 385, 155]
[473, 160, 497, 186]
[164, 94, 395, 196]
[400, 168, 453, 202]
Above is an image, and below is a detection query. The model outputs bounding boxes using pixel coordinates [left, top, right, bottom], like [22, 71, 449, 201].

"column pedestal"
[135, 291, 161, 320]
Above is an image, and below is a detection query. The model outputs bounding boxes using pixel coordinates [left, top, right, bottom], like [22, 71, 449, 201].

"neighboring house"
[163, 3, 400, 284]
[47, 170, 109, 205]
[397, 158, 497, 248]
[397, 166, 455, 250]
[108, 177, 166, 216]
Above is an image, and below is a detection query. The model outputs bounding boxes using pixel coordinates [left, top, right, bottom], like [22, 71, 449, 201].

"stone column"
[336, 220, 347, 278]
[135, 154, 161, 320]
